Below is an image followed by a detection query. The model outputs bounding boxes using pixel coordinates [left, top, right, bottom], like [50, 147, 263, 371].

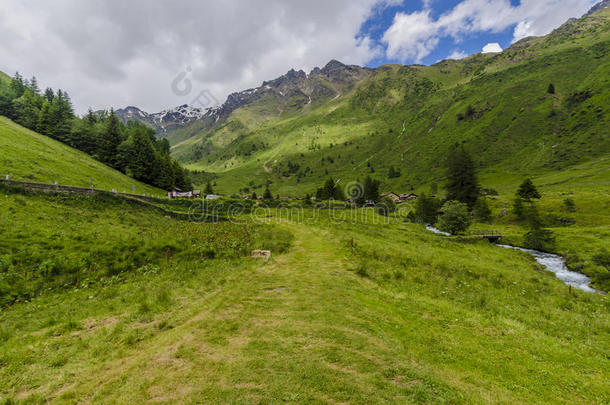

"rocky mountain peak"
[586, 0, 610, 16]
[320, 59, 347, 74]
[115, 106, 149, 121]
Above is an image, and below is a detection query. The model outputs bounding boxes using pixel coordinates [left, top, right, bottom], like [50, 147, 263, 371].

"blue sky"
[362, 0, 515, 65]
[359, 0, 597, 66]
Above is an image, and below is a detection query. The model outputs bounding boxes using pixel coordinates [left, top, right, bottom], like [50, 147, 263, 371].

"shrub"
[437, 201, 472, 235]
[388, 166, 401, 179]
[405, 211, 417, 223]
[465, 105, 476, 118]
[593, 249, 610, 269]
[523, 228, 556, 252]
[473, 197, 492, 222]
[563, 198, 577, 212]
[376, 197, 396, 216]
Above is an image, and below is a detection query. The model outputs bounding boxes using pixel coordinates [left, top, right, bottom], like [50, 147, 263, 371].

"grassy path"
[2, 220, 608, 404]
[30, 224, 469, 404]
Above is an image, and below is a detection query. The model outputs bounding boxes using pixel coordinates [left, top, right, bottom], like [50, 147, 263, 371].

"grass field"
[0, 189, 608, 404]
[0, 117, 163, 196]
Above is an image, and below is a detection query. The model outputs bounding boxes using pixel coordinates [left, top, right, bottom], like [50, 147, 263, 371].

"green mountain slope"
[0, 117, 164, 196]
[171, 8, 610, 196]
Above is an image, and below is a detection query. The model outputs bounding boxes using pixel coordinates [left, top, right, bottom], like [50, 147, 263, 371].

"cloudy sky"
[0, 0, 598, 114]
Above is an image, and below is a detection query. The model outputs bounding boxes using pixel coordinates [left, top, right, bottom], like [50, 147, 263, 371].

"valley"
[1, 2, 609, 404]
[138, 9, 610, 198]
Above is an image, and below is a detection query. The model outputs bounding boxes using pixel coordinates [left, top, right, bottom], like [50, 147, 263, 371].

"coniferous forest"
[0, 72, 191, 191]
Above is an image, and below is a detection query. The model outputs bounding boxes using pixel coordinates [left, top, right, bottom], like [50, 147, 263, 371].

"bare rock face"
[586, 0, 610, 16]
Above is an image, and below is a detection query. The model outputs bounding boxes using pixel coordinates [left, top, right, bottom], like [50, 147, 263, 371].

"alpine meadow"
[0, 1, 609, 404]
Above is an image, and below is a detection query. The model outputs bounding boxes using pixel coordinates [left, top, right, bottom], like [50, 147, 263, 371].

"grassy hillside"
[0, 190, 608, 403]
[0, 184, 290, 307]
[170, 9, 610, 197]
[0, 117, 164, 196]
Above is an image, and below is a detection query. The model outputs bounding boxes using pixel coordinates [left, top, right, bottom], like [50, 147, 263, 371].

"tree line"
[0, 72, 191, 191]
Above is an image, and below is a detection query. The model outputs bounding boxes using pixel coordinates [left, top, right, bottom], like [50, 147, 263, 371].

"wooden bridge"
[469, 230, 504, 243]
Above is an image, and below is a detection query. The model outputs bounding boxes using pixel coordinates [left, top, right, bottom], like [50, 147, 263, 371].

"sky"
[0, 0, 599, 114]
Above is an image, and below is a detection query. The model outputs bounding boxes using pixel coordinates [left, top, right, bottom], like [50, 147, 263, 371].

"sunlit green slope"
[0, 117, 163, 196]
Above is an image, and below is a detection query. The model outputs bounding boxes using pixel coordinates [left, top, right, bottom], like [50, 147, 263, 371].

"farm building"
[381, 192, 401, 203]
[167, 188, 201, 199]
[399, 193, 418, 201]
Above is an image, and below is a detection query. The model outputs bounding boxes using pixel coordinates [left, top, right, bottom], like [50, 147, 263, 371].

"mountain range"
[115, 3, 610, 195]
[115, 59, 372, 137]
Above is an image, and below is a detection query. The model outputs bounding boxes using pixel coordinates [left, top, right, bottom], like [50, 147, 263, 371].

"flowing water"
[425, 226, 602, 293]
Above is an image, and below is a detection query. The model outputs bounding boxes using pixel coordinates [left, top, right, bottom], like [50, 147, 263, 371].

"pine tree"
[47, 90, 74, 142]
[333, 183, 345, 201]
[115, 136, 135, 174]
[157, 138, 170, 155]
[547, 83, 555, 94]
[12, 89, 41, 130]
[128, 128, 156, 182]
[172, 159, 189, 190]
[445, 145, 479, 209]
[517, 178, 541, 202]
[28, 76, 40, 94]
[44, 87, 55, 103]
[263, 185, 273, 200]
[10, 72, 25, 98]
[74, 108, 99, 154]
[36, 101, 53, 135]
[322, 178, 336, 200]
[99, 109, 123, 166]
[154, 153, 174, 190]
[205, 181, 214, 195]
[414, 193, 441, 224]
[363, 176, 380, 202]
[85, 108, 97, 125]
[522, 204, 556, 251]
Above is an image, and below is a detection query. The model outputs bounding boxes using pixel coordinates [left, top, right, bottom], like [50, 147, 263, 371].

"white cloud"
[0, 0, 397, 114]
[383, 11, 439, 62]
[448, 50, 468, 60]
[382, 0, 597, 62]
[482, 42, 503, 53]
